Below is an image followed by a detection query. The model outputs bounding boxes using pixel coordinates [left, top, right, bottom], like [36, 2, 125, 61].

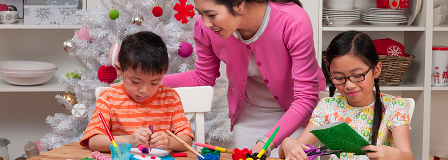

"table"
[28, 142, 280, 160]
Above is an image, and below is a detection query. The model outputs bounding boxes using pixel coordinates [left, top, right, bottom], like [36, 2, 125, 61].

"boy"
[80, 31, 194, 152]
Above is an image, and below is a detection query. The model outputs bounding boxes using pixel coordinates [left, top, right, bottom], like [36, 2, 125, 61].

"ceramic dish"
[404, 0, 422, 25]
[0, 61, 57, 72]
[0, 69, 57, 85]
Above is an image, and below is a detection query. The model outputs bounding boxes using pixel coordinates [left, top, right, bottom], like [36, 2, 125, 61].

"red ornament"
[152, 5, 163, 17]
[98, 65, 117, 84]
[173, 0, 195, 24]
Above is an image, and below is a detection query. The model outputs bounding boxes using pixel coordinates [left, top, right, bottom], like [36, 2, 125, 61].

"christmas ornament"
[152, 5, 163, 17]
[109, 7, 119, 20]
[173, 0, 195, 24]
[71, 104, 87, 120]
[98, 65, 117, 84]
[178, 41, 193, 58]
[61, 93, 77, 110]
[63, 39, 76, 52]
[77, 27, 92, 43]
[132, 14, 144, 26]
[65, 72, 81, 79]
[109, 42, 121, 66]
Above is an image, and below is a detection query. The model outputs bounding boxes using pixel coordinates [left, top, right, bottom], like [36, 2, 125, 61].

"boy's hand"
[362, 145, 399, 160]
[150, 131, 170, 149]
[127, 126, 152, 147]
[281, 137, 310, 160]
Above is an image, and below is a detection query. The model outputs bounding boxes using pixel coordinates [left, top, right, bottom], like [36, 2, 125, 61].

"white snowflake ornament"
[71, 104, 87, 120]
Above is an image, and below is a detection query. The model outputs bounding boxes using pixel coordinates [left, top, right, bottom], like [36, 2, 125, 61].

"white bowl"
[0, 11, 19, 24]
[0, 61, 57, 72]
[331, 19, 355, 26]
[0, 69, 57, 85]
[327, 2, 354, 10]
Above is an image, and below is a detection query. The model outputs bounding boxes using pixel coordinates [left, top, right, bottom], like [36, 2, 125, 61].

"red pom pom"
[98, 65, 117, 84]
[152, 5, 163, 17]
[392, 1, 398, 7]
[142, 154, 146, 158]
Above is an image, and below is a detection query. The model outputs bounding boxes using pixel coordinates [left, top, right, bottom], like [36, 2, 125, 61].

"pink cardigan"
[163, 2, 326, 145]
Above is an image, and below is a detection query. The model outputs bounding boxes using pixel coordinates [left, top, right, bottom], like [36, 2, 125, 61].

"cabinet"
[304, 0, 447, 159]
[0, 1, 86, 159]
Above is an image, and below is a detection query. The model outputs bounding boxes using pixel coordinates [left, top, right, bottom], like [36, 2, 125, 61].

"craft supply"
[92, 151, 111, 160]
[98, 112, 122, 158]
[138, 145, 145, 151]
[172, 153, 188, 157]
[257, 126, 280, 158]
[110, 143, 132, 160]
[149, 125, 153, 152]
[165, 130, 204, 159]
[194, 142, 235, 154]
[142, 147, 150, 154]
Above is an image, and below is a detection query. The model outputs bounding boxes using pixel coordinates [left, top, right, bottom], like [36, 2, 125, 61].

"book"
[310, 121, 371, 157]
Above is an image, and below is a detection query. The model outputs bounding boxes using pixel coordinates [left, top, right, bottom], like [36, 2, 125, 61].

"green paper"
[310, 122, 370, 157]
[201, 147, 221, 156]
[81, 157, 94, 160]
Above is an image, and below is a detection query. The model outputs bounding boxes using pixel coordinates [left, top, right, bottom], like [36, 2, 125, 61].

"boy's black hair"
[326, 30, 383, 146]
[118, 31, 168, 75]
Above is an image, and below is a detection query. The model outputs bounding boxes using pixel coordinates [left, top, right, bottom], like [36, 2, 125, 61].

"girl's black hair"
[326, 30, 383, 146]
[212, 0, 302, 16]
[118, 31, 168, 75]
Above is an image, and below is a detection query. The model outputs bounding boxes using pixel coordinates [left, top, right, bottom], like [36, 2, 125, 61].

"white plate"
[0, 61, 57, 72]
[363, 14, 407, 18]
[324, 15, 360, 18]
[404, 0, 422, 25]
[323, 7, 360, 12]
[130, 148, 169, 157]
[367, 8, 405, 12]
[363, 20, 407, 25]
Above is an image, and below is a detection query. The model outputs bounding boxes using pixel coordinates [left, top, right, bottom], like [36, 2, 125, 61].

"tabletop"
[27, 142, 281, 160]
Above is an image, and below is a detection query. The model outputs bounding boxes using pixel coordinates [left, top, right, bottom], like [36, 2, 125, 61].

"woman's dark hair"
[212, 0, 302, 16]
[326, 30, 383, 146]
[118, 31, 168, 75]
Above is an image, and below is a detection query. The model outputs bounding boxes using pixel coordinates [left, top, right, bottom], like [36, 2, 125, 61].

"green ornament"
[109, 7, 119, 20]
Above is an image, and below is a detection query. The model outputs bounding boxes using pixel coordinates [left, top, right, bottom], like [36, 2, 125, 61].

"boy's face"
[115, 62, 164, 103]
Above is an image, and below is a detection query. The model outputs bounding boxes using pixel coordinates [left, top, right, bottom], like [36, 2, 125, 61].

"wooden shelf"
[0, 77, 63, 92]
[432, 86, 448, 90]
[323, 22, 425, 31]
[0, 19, 82, 29]
[434, 24, 448, 31]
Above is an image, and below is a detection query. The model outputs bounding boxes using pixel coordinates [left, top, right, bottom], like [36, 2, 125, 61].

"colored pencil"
[165, 130, 204, 159]
[98, 112, 122, 158]
[194, 142, 235, 154]
[149, 124, 153, 152]
[257, 126, 280, 158]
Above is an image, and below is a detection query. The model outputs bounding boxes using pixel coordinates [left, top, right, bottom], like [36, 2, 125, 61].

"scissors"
[304, 144, 342, 160]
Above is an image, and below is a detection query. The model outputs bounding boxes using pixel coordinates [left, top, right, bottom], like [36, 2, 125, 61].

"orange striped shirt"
[80, 84, 194, 147]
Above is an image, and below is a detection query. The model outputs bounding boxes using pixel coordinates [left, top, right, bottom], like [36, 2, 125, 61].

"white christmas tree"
[40, 0, 233, 151]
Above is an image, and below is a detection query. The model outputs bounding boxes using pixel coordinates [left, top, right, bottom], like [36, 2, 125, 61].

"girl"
[278, 31, 414, 160]
[162, 0, 326, 157]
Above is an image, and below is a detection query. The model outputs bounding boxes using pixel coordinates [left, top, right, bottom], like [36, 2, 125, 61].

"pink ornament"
[109, 42, 121, 66]
[178, 41, 193, 58]
[98, 65, 117, 84]
[77, 27, 92, 43]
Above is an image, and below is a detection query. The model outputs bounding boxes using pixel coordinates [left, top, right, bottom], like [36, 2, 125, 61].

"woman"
[163, 0, 326, 157]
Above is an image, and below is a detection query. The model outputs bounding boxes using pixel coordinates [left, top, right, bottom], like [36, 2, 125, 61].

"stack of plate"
[323, 8, 360, 26]
[0, 61, 57, 85]
[362, 8, 408, 26]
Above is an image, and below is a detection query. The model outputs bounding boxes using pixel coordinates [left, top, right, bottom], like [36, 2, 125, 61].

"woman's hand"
[362, 145, 402, 160]
[280, 137, 310, 160]
[150, 131, 170, 150]
[251, 141, 266, 155]
[127, 127, 152, 147]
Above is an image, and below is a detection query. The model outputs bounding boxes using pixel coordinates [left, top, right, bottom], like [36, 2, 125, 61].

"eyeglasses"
[330, 66, 373, 85]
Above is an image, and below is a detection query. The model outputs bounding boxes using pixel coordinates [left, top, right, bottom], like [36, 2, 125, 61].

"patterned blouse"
[310, 93, 411, 159]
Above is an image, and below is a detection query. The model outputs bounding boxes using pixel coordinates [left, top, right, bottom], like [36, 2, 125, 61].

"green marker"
[257, 126, 280, 158]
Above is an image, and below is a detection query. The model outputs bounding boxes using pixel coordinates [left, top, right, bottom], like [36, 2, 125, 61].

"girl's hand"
[281, 137, 310, 160]
[362, 145, 399, 160]
[127, 127, 152, 147]
[150, 131, 170, 149]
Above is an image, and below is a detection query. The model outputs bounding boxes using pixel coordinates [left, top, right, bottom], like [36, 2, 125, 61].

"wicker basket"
[322, 54, 416, 86]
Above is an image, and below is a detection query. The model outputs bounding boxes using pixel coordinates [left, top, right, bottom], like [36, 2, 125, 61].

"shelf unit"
[0, 0, 87, 159]
[306, 0, 448, 159]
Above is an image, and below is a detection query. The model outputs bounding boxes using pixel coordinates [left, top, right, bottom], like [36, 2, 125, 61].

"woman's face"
[194, 0, 243, 39]
[329, 53, 382, 107]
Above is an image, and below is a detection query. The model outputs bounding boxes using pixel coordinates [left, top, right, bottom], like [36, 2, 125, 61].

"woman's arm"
[163, 16, 221, 88]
